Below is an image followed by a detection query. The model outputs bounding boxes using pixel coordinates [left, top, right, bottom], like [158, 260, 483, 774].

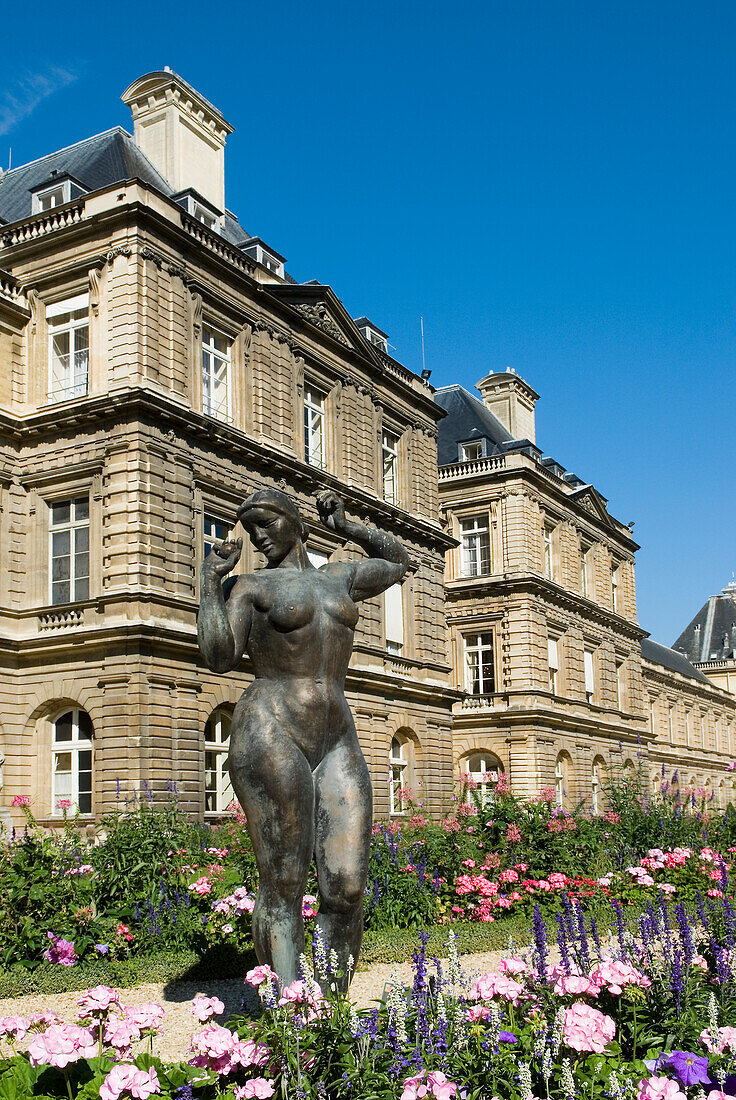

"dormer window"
[242, 239, 286, 278]
[31, 175, 87, 214]
[174, 189, 223, 232]
[460, 441, 483, 462]
[354, 317, 389, 354]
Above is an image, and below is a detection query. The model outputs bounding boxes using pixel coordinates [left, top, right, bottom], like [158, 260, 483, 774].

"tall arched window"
[591, 756, 606, 815]
[555, 751, 574, 809]
[460, 751, 504, 807]
[204, 710, 234, 814]
[52, 709, 93, 815]
[389, 736, 408, 815]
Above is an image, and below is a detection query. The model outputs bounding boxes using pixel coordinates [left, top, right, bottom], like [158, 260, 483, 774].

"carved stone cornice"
[291, 302, 350, 347]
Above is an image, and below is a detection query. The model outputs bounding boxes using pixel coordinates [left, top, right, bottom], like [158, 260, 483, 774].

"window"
[462, 752, 504, 806]
[464, 632, 495, 695]
[460, 515, 491, 577]
[385, 583, 404, 655]
[649, 697, 657, 734]
[668, 704, 676, 741]
[50, 497, 89, 605]
[584, 649, 595, 703]
[204, 515, 230, 558]
[52, 710, 93, 816]
[38, 185, 66, 211]
[304, 384, 327, 468]
[382, 430, 399, 504]
[612, 567, 620, 613]
[202, 325, 232, 421]
[580, 548, 590, 597]
[548, 636, 560, 694]
[460, 441, 483, 461]
[591, 757, 606, 815]
[543, 526, 554, 579]
[307, 548, 329, 569]
[204, 710, 235, 814]
[244, 242, 285, 278]
[615, 660, 626, 710]
[685, 709, 691, 747]
[48, 295, 89, 402]
[194, 203, 219, 230]
[389, 736, 409, 814]
[555, 752, 573, 809]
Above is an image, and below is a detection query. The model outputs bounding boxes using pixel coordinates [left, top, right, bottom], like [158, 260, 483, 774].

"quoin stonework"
[0, 70, 733, 829]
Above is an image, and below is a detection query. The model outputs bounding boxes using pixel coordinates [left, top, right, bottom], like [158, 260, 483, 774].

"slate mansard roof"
[673, 583, 736, 664]
[640, 637, 713, 686]
[434, 385, 514, 466]
[0, 127, 254, 252]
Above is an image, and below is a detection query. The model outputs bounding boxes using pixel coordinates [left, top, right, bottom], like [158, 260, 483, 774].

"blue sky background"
[2, 1, 734, 646]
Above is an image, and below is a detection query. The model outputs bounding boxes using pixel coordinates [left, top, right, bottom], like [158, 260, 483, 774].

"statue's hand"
[203, 538, 243, 577]
[316, 490, 347, 532]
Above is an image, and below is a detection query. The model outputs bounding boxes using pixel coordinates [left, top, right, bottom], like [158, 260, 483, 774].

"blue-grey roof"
[641, 637, 713, 685]
[672, 585, 736, 663]
[434, 385, 513, 465]
[0, 127, 252, 248]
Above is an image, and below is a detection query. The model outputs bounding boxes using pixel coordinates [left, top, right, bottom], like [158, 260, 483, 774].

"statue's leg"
[229, 722, 315, 986]
[313, 734, 372, 991]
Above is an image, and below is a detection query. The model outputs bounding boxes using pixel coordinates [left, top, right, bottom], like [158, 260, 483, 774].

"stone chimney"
[121, 69, 233, 213]
[476, 370, 539, 443]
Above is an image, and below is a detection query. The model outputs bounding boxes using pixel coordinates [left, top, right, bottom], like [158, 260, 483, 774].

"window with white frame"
[304, 383, 327, 468]
[382, 429, 399, 504]
[460, 441, 483, 461]
[555, 752, 573, 809]
[389, 736, 409, 813]
[384, 583, 404, 655]
[649, 696, 657, 734]
[37, 185, 67, 211]
[580, 546, 590, 597]
[548, 636, 560, 694]
[460, 514, 491, 577]
[543, 525, 554, 579]
[202, 325, 232, 421]
[204, 710, 235, 814]
[668, 703, 676, 741]
[584, 648, 595, 703]
[591, 757, 605, 815]
[612, 566, 620, 612]
[615, 660, 626, 710]
[464, 632, 495, 695]
[685, 709, 692, 746]
[462, 751, 504, 806]
[48, 295, 89, 402]
[204, 515, 230, 559]
[50, 497, 89, 605]
[52, 709, 93, 816]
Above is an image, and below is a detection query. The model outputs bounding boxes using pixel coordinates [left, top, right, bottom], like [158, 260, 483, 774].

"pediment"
[264, 284, 383, 364]
[569, 485, 614, 527]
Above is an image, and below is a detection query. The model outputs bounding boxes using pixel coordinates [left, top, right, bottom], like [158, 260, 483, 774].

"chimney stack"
[476, 370, 539, 443]
[122, 70, 233, 213]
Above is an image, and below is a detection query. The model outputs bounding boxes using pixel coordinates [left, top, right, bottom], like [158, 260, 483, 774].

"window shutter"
[385, 584, 404, 647]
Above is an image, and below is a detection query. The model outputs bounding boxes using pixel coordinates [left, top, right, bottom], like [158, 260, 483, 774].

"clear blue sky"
[3, 1, 735, 646]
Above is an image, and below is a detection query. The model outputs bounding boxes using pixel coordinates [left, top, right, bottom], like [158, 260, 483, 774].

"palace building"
[0, 70, 733, 830]
[435, 375, 736, 808]
[0, 70, 457, 831]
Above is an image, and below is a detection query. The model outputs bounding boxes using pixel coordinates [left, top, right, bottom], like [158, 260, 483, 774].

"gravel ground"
[0, 948, 507, 1063]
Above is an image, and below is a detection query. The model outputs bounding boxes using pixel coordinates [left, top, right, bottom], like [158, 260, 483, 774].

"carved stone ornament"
[191, 293, 203, 336]
[292, 302, 350, 347]
[106, 246, 132, 266]
[140, 246, 164, 269]
[26, 288, 39, 334]
[88, 268, 101, 317]
[166, 262, 189, 285]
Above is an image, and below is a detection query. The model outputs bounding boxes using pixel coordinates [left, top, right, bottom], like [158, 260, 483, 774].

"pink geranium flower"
[123, 1004, 165, 1032]
[191, 995, 225, 1022]
[234, 1081, 276, 1099]
[28, 1023, 96, 1068]
[100, 1064, 160, 1100]
[43, 932, 76, 966]
[0, 1016, 29, 1041]
[636, 1077, 687, 1100]
[245, 964, 276, 987]
[563, 1002, 616, 1053]
[77, 986, 121, 1016]
[468, 971, 523, 1005]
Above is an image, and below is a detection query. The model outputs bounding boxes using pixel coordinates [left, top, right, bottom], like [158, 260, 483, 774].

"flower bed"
[2, 894, 736, 1098]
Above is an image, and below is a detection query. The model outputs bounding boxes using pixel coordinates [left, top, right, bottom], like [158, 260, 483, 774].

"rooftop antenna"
[420, 315, 427, 375]
[7, 148, 11, 171]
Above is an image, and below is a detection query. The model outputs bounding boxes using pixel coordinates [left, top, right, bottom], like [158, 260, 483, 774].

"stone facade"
[437, 377, 736, 810]
[0, 72, 456, 831]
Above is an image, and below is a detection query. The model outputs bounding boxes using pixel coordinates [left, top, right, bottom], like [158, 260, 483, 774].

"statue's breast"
[252, 571, 358, 633]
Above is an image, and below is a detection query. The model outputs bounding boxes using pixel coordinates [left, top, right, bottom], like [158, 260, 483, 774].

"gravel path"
[0, 948, 508, 1063]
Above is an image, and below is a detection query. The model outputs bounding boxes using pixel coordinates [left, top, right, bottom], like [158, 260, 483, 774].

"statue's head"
[237, 489, 309, 565]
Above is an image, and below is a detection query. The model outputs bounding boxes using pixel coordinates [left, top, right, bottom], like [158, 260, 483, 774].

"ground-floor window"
[204, 709, 234, 814]
[52, 709, 93, 815]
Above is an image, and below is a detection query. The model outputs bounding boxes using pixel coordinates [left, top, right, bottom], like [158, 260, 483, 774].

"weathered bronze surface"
[198, 489, 409, 989]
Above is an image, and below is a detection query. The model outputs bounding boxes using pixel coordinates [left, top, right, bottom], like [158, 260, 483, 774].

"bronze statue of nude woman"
[197, 488, 409, 989]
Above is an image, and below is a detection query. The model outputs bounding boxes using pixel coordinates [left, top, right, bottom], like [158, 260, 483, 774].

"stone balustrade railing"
[38, 608, 84, 630]
[2, 204, 84, 247]
[438, 455, 507, 480]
